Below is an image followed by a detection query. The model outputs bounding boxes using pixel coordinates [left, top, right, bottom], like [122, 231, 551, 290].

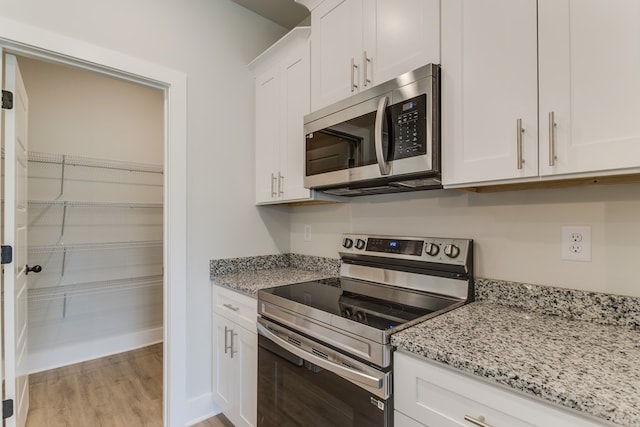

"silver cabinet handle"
[278, 172, 284, 196]
[516, 118, 524, 170]
[374, 96, 391, 175]
[224, 326, 232, 354]
[223, 303, 239, 312]
[350, 58, 358, 92]
[270, 173, 277, 197]
[549, 111, 556, 166]
[464, 415, 492, 427]
[363, 51, 371, 87]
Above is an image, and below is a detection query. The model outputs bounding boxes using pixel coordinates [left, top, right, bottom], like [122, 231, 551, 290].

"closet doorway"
[8, 54, 165, 426]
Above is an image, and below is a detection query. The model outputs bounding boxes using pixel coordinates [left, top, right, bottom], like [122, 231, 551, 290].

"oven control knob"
[355, 239, 366, 250]
[342, 238, 354, 249]
[444, 244, 460, 258]
[424, 242, 439, 256]
[355, 311, 366, 322]
[343, 307, 353, 318]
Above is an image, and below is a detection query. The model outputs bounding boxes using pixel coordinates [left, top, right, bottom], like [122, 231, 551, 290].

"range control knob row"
[342, 238, 354, 248]
[355, 239, 366, 250]
[444, 244, 460, 258]
[424, 242, 439, 256]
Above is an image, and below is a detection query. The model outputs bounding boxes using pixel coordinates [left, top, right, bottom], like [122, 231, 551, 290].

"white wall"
[0, 0, 290, 421]
[18, 56, 164, 163]
[291, 182, 640, 298]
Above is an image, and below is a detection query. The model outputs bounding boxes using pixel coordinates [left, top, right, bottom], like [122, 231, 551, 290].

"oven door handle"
[257, 322, 384, 390]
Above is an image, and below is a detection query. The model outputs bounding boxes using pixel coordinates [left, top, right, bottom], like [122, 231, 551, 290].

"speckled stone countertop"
[392, 279, 640, 426]
[210, 253, 340, 297]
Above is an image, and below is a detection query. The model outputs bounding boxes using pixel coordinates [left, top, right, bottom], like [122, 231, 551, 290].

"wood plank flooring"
[27, 344, 234, 427]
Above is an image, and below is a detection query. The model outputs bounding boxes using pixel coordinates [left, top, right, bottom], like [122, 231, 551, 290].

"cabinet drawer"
[213, 286, 257, 331]
[395, 411, 426, 427]
[394, 351, 607, 427]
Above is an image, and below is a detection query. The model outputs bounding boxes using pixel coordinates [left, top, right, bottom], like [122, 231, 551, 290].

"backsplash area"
[289, 182, 640, 298]
[476, 278, 640, 330]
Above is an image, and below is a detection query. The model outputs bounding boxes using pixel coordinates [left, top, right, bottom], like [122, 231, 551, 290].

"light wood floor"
[26, 344, 233, 427]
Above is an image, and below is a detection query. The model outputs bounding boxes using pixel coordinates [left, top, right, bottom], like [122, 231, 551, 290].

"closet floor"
[27, 343, 163, 427]
[26, 343, 233, 427]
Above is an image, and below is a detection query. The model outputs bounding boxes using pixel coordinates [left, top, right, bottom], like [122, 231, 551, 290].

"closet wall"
[19, 56, 165, 372]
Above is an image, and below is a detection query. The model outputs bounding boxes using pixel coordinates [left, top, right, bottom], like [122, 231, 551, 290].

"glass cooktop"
[261, 277, 455, 330]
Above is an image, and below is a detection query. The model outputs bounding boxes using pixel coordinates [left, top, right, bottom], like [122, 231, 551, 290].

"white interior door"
[2, 52, 30, 427]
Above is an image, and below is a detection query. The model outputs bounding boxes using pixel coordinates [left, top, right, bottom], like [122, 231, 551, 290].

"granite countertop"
[211, 267, 337, 296]
[210, 253, 340, 297]
[392, 298, 640, 426]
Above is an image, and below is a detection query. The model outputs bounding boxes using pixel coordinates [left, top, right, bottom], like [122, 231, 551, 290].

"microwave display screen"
[389, 94, 427, 161]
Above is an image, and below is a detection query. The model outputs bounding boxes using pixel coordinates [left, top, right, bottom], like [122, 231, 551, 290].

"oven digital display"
[366, 238, 423, 256]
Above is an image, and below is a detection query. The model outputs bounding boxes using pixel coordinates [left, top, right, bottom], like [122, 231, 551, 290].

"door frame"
[0, 17, 188, 427]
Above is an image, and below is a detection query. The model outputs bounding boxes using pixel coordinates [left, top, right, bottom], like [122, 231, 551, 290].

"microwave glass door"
[305, 110, 389, 177]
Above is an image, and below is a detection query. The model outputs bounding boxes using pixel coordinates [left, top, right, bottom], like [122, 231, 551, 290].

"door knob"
[25, 265, 42, 275]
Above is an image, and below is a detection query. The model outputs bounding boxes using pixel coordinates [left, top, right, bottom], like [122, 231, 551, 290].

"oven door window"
[258, 335, 391, 427]
[305, 110, 390, 176]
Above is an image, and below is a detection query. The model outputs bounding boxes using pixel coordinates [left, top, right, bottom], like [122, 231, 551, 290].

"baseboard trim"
[185, 392, 220, 426]
[28, 326, 164, 373]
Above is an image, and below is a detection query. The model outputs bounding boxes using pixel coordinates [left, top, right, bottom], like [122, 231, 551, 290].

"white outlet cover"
[561, 226, 591, 262]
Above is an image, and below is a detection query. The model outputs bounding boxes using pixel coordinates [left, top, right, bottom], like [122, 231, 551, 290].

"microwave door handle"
[374, 96, 391, 175]
[257, 322, 384, 390]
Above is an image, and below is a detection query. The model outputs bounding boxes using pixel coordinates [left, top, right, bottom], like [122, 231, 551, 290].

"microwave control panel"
[390, 94, 427, 160]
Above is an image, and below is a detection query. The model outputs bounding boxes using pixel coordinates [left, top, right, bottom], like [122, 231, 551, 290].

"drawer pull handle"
[223, 303, 240, 312]
[464, 415, 492, 427]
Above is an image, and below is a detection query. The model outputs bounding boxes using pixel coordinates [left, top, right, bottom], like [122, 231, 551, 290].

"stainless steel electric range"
[257, 234, 474, 427]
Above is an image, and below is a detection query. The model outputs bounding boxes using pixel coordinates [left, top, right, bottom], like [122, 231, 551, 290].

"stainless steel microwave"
[303, 64, 440, 196]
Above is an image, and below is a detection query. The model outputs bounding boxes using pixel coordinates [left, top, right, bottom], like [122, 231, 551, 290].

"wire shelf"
[27, 275, 163, 302]
[28, 151, 163, 174]
[29, 200, 163, 209]
[28, 240, 163, 254]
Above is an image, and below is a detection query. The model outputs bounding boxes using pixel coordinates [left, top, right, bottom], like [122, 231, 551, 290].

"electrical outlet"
[561, 226, 591, 262]
[304, 225, 312, 241]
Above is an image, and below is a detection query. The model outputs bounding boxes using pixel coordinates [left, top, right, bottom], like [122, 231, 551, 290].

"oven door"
[257, 318, 392, 427]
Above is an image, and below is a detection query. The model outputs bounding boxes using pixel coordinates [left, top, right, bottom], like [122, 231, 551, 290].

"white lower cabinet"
[394, 351, 607, 427]
[212, 286, 257, 427]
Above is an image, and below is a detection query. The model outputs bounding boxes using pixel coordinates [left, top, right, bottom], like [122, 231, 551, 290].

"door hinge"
[2, 399, 14, 419]
[1, 90, 13, 109]
[1, 245, 13, 264]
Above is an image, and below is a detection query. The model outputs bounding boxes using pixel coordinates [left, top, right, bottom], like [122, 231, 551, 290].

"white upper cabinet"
[443, 0, 640, 187]
[250, 28, 313, 204]
[309, 0, 440, 111]
[538, 0, 640, 177]
[442, 0, 539, 186]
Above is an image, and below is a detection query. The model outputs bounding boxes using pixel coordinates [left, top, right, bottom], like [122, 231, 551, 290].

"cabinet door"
[311, 0, 362, 111]
[442, 0, 539, 186]
[363, 0, 440, 87]
[280, 41, 312, 202]
[255, 66, 280, 203]
[212, 313, 235, 415]
[236, 326, 257, 427]
[539, 0, 640, 177]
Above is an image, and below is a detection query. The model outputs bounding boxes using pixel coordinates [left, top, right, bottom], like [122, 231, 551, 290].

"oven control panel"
[340, 234, 472, 266]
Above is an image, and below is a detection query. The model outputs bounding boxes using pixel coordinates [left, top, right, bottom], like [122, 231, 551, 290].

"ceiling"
[232, 0, 310, 29]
